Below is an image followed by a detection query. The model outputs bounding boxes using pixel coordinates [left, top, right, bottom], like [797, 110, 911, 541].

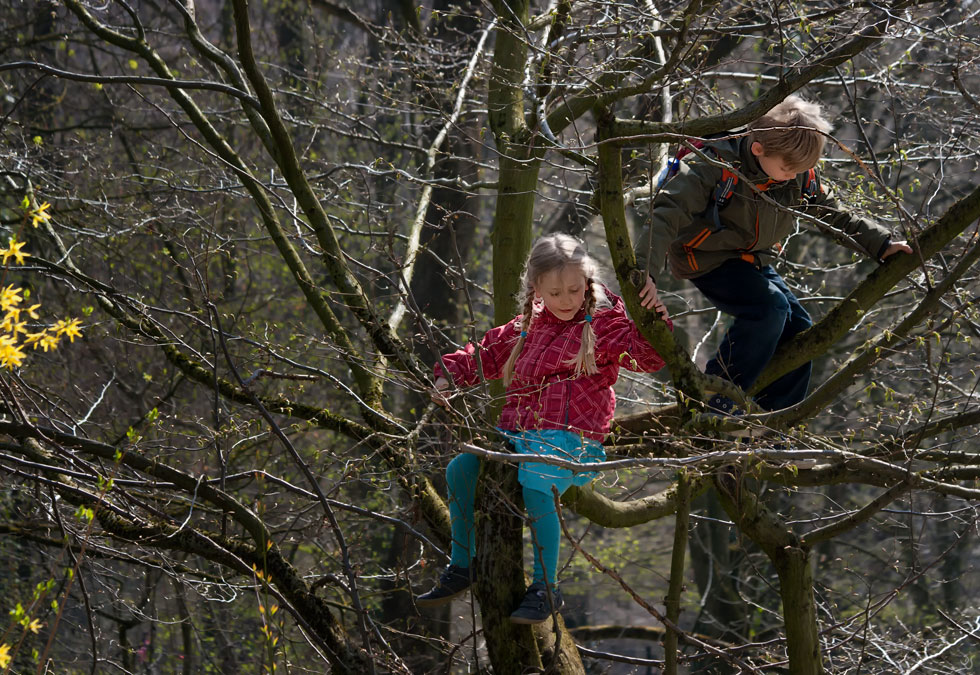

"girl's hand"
[639, 275, 670, 320]
[431, 376, 451, 407]
[882, 240, 913, 259]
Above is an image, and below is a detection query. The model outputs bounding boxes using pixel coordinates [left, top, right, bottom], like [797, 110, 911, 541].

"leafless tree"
[0, 1, 978, 673]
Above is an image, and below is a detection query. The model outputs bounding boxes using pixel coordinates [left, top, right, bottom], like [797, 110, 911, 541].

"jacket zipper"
[683, 227, 712, 272]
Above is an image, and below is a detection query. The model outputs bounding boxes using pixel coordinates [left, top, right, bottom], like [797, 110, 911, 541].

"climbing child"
[634, 95, 912, 415]
[416, 233, 669, 624]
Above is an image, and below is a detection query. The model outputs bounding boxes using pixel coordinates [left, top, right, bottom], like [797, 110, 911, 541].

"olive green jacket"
[634, 137, 892, 281]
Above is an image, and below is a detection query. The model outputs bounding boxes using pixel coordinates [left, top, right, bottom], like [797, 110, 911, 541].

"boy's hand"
[431, 376, 451, 407]
[882, 240, 913, 259]
[638, 275, 670, 320]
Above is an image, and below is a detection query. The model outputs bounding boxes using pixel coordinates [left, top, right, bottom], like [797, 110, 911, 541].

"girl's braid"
[503, 287, 536, 386]
[584, 278, 597, 315]
[567, 277, 599, 377]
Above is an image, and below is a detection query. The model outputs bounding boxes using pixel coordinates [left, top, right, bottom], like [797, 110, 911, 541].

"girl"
[416, 233, 669, 624]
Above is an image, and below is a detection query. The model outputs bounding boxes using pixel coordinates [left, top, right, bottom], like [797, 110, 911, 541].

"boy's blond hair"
[748, 95, 833, 170]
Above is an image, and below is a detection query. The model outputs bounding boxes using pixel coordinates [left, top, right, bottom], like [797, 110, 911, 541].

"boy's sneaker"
[705, 393, 742, 416]
[509, 582, 564, 624]
[701, 394, 763, 438]
[415, 564, 475, 607]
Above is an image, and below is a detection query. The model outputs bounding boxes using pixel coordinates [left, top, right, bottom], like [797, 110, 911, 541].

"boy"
[635, 96, 911, 414]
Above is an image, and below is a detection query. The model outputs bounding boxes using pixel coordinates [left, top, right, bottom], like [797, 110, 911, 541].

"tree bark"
[715, 471, 825, 675]
[475, 460, 544, 671]
[595, 107, 706, 405]
[664, 472, 690, 674]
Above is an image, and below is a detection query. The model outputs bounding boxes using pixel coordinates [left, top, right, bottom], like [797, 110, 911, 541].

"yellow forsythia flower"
[0, 335, 27, 368]
[1, 314, 27, 336]
[0, 642, 11, 667]
[0, 230, 82, 370]
[0, 285, 23, 311]
[30, 202, 51, 228]
[40, 333, 60, 352]
[52, 318, 83, 343]
[0, 237, 30, 265]
[25, 331, 52, 351]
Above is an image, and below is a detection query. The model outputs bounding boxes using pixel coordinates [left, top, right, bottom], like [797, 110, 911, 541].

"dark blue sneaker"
[701, 394, 763, 438]
[415, 565, 475, 607]
[509, 582, 564, 624]
[706, 393, 741, 415]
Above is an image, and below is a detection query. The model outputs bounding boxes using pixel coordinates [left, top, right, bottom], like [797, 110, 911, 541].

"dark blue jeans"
[691, 260, 812, 411]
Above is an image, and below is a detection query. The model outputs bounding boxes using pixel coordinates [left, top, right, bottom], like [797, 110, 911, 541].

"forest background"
[1, 0, 979, 673]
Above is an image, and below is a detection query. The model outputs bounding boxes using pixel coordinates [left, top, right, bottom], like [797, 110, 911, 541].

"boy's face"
[751, 141, 812, 182]
[533, 267, 587, 321]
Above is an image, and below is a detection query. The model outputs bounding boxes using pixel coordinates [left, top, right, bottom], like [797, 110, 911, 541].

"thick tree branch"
[755, 183, 980, 393]
[595, 106, 708, 406]
[561, 476, 709, 528]
[714, 474, 823, 675]
[769, 232, 980, 426]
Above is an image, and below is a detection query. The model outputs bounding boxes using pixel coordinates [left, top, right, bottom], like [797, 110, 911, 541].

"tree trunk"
[771, 542, 822, 675]
[491, 153, 542, 324]
[488, 0, 541, 324]
[664, 472, 691, 674]
[476, 460, 544, 671]
[715, 471, 825, 675]
[476, 459, 585, 674]
[687, 491, 745, 674]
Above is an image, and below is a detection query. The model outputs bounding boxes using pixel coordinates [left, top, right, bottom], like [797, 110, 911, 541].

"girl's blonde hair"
[502, 234, 608, 386]
[748, 95, 833, 170]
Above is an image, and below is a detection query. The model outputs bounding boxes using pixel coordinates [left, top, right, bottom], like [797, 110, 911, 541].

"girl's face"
[533, 266, 587, 321]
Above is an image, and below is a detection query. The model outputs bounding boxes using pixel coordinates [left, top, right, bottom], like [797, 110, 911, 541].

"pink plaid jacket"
[435, 289, 668, 441]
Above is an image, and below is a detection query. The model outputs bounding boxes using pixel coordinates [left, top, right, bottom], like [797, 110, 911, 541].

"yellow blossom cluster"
[0, 200, 83, 369]
[21, 197, 51, 229]
[0, 236, 28, 265]
[0, 282, 81, 369]
[0, 613, 42, 667]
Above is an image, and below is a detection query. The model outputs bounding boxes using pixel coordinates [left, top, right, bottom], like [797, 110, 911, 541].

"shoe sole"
[698, 412, 768, 438]
[509, 614, 550, 625]
[509, 603, 564, 624]
[415, 588, 469, 608]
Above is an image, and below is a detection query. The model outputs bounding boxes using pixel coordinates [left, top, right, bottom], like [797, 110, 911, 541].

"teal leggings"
[446, 453, 564, 585]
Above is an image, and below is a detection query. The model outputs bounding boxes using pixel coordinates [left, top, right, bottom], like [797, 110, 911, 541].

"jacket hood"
[710, 136, 777, 184]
